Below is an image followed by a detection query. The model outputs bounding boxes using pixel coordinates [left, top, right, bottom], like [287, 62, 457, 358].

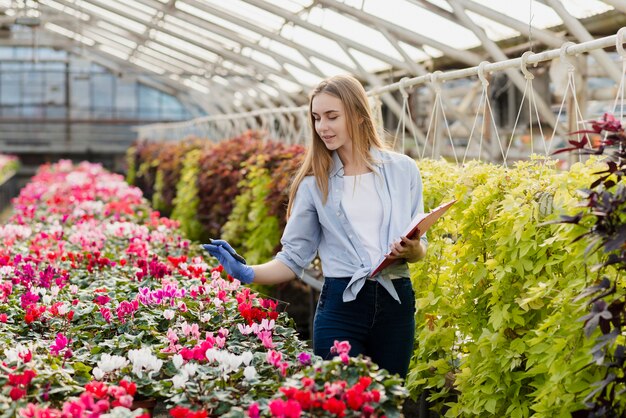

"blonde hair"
[287, 74, 387, 217]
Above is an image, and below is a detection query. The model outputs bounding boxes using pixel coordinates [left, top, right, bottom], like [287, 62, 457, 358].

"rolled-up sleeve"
[275, 181, 321, 278]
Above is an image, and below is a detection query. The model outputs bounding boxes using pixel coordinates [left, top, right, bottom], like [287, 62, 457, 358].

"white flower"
[57, 303, 69, 316]
[241, 351, 254, 366]
[69, 285, 78, 294]
[163, 309, 175, 320]
[50, 286, 60, 296]
[205, 348, 217, 362]
[0, 266, 14, 278]
[93, 367, 105, 380]
[97, 354, 129, 373]
[172, 373, 188, 389]
[200, 313, 212, 323]
[243, 366, 257, 381]
[128, 347, 163, 378]
[4, 343, 30, 364]
[42, 295, 52, 305]
[181, 363, 198, 378]
[172, 354, 184, 369]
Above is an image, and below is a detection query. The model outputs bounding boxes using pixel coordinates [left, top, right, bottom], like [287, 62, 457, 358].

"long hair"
[287, 74, 387, 218]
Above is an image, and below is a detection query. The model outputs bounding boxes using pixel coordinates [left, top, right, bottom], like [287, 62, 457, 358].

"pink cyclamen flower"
[247, 403, 260, 418]
[331, 340, 351, 356]
[50, 333, 69, 356]
[297, 352, 311, 366]
[266, 350, 282, 367]
[257, 330, 274, 349]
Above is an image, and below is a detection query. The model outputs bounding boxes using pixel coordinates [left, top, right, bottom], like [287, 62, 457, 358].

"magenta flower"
[50, 333, 69, 356]
[297, 352, 312, 366]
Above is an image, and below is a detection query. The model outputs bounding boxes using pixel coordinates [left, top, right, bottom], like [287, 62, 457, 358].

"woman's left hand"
[387, 235, 426, 263]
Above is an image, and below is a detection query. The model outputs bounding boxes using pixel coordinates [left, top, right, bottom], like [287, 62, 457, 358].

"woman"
[203, 74, 427, 378]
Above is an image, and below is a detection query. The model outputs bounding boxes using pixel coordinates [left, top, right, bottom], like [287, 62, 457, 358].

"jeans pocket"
[393, 278, 416, 313]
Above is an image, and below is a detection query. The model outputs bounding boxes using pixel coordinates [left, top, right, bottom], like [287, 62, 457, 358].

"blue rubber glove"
[202, 240, 255, 284]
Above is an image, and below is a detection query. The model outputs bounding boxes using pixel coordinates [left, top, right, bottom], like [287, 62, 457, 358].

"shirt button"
[336, 211, 341, 216]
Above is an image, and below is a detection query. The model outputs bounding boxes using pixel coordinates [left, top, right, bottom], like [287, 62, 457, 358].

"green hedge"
[408, 157, 610, 417]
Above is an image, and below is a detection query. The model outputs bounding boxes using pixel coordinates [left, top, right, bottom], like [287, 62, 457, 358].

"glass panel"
[22, 72, 44, 105]
[92, 73, 114, 118]
[1, 107, 20, 117]
[45, 105, 67, 118]
[22, 106, 44, 118]
[36, 48, 67, 60]
[138, 84, 161, 119]
[44, 72, 66, 107]
[0, 47, 14, 59]
[116, 78, 137, 119]
[161, 93, 184, 119]
[70, 76, 91, 114]
[0, 73, 21, 105]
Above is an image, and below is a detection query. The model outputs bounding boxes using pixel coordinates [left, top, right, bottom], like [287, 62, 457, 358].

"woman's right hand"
[202, 240, 255, 284]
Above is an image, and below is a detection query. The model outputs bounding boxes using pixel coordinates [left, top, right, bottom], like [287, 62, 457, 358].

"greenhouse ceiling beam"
[51, 0, 302, 88]
[379, 26, 474, 135]
[231, 76, 297, 133]
[47, 2, 303, 109]
[450, 0, 566, 49]
[314, 0, 482, 66]
[446, 0, 560, 134]
[600, 0, 626, 14]
[541, 0, 622, 83]
[130, 0, 327, 80]
[35, 0, 211, 78]
[179, 0, 360, 79]
[242, 0, 414, 72]
[34, 2, 266, 108]
[339, 41, 426, 143]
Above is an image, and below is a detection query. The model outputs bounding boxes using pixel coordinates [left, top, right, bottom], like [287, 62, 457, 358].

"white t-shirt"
[341, 172, 383, 265]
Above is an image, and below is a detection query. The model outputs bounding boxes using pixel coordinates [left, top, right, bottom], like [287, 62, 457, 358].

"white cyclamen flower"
[241, 351, 254, 366]
[92, 367, 105, 380]
[181, 363, 199, 378]
[128, 347, 163, 378]
[172, 373, 188, 389]
[163, 309, 175, 320]
[97, 354, 130, 373]
[172, 354, 184, 370]
[243, 366, 257, 381]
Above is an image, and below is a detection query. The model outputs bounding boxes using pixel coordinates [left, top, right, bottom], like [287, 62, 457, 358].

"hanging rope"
[506, 51, 548, 161]
[422, 71, 458, 163]
[610, 27, 626, 123]
[393, 77, 410, 153]
[547, 42, 589, 157]
[462, 62, 507, 165]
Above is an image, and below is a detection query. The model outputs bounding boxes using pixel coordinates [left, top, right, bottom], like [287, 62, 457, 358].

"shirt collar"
[329, 147, 385, 178]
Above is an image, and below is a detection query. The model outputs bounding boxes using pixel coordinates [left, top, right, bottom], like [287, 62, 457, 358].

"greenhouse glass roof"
[0, 0, 620, 113]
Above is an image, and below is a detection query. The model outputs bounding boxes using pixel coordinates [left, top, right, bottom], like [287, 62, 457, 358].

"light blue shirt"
[275, 148, 426, 303]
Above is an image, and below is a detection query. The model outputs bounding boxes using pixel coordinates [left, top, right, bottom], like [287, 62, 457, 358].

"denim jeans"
[313, 276, 416, 378]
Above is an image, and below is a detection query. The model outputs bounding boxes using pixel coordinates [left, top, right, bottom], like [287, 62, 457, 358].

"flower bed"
[0, 160, 406, 417]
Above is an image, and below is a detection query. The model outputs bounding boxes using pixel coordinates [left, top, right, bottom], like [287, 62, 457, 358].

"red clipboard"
[370, 199, 456, 277]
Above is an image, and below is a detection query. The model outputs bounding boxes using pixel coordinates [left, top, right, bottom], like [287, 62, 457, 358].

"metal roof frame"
[0, 0, 623, 118]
